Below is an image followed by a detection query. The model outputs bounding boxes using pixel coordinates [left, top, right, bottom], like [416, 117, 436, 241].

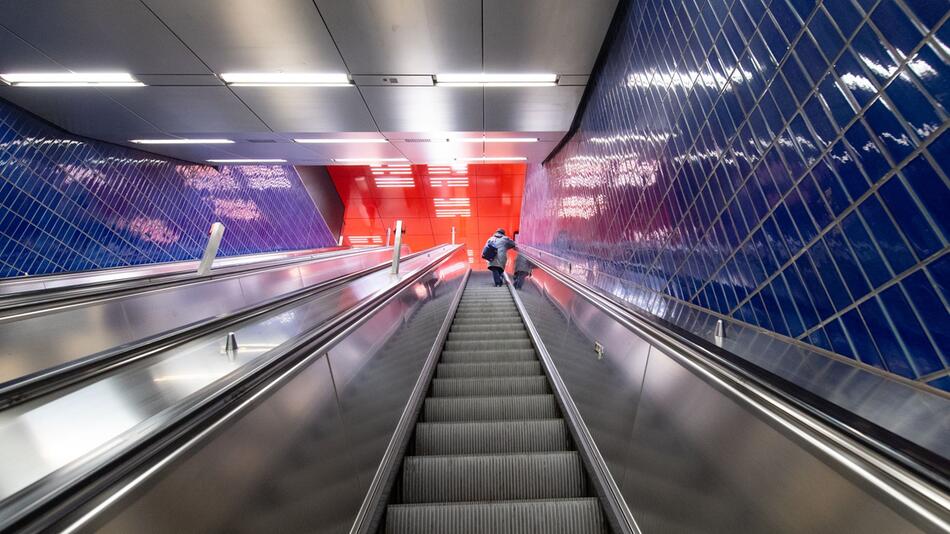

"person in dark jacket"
[484, 228, 516, 287]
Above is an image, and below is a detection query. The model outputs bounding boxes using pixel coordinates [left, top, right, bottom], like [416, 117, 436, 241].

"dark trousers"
[488, 266, 504, 286]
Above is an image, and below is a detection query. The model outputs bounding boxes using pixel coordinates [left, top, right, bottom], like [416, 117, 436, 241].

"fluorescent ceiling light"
[1, 72, 144, 87]
[221, 72, 351, 86]
[207, 158, 287, 163]
[456, 137, 539, 143]
[461, 156, 528, 162]
[334, 157, 409, 163]
[294, 138, 388, 144]
[131, 138, 234, 145]
[436, 73, 557, 87]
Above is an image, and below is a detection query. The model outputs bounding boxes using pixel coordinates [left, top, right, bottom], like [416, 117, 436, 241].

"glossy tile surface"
[0, 98, 335, 278]
[521, 0, 950, 389]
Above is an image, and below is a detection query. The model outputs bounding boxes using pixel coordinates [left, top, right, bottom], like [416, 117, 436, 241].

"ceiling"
[0, 0, 617, 165]
[329, 163, 524, 269]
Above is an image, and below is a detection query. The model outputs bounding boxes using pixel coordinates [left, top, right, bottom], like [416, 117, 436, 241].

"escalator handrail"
[0, 246, 385, 318]
[0, 246, 424, 409]
[521, 249, 950, 525]
[1, 244, 464, 533]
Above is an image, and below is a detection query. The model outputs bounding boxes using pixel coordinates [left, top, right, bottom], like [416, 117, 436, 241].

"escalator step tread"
[423, 395, 559, 421]
[440, 349, 537, 363]
[431, 376, 550, 397]
[450, 323, 524, 332]
[447, 330, 529, 342]
[414, 419, 570, 455]
[385, 498, 608, 534]
[435, 361, 541, 378]
[444, 339, 533, 351]
[400, 451, 586, 503]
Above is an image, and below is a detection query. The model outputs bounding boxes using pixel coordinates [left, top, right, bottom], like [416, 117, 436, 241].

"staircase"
[385, 277, 609, 533]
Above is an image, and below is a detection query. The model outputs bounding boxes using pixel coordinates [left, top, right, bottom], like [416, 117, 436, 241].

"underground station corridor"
[0, 1, 947, 532]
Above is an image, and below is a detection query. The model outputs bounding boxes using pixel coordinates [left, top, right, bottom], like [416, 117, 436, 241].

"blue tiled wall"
[0, 98, 335, 278]
[521, 0, 950, 390]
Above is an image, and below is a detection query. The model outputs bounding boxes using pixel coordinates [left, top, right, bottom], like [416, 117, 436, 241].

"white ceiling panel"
[362, 87, 483, 133]
[142, 0, 346, 73]
[109, 87, 269, 135]
[389, 139, 484, 164]
[0, 87, 163, 140]
[483, 0, 617, 74]
[484, 86, 586, 132]
[299, 142, 407, 161]
[0, 0, 209, 74]
[232, 86, 377, 132]
[315, 0, 481, 74]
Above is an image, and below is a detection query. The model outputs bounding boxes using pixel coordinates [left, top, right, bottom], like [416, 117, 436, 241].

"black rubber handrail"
[0, 244, 464, 533]
[522, 250, 950, 502]
[0, 246, 428, 409]
[0, 246, 377, 318]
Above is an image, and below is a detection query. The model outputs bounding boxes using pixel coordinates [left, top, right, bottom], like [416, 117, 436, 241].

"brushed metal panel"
[0, 25, 61, 71]
[109, 87, 269, 134]
[143, 0, 345, 73]
[87, 357, 362, 534]
[483, 0, 617, 74]
[620, 349, 929, 533]
[519, 271, 648, 481]
[0, 249, 395, 387]
[484, 86, 586, 132]
[0, 0, 210, 73]
[314, 0, 481, 74]
[360, 87, 483, 133]
[0, 87, 164, 140]
[231, 86, 377, 132]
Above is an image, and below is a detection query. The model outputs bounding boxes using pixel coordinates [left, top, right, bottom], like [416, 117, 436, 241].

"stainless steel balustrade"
[0, 246, 406, 397]
[0, 245, 466, 533]
[513, 252, 949, 533]
[0, 246, 352, 298]
[8, 245, 470, 534]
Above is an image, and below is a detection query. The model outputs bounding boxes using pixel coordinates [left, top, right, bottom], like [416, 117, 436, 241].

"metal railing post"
[451, 226, 455, 244]
[197, 222, 225, 275]
[391, 220, 403, 274]
[386, 227, 392, 247]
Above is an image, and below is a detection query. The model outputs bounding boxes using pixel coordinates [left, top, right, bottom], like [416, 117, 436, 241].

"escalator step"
[385, 498, 608, 534]
[447, 330, 529, 342]
[400, 451, 586, 503]
[435, 361, 541, 378]
[443, 339, 533, 351]
[431, 376, 549, 397]
[450, 323, 524, 333]
[439, 349, 537, 363]
[423, 395, 559, 421]
[414, 419, 570, 455]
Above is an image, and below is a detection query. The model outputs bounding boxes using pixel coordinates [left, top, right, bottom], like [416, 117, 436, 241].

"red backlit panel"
[329, 163, 525, 270]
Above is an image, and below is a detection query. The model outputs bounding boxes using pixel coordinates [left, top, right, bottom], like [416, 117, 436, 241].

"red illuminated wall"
[328, 163, 524, 269]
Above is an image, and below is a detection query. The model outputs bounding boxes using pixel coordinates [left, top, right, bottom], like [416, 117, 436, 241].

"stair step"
[385, 498, 608, 534]
[423, 395, 559, 422]
[400, 452, 586, 503]
[444, 339, 533, 351]
[414, 419, 570, 455]
[440, 349, 537, 363]
[447, 330, 529, 342]
[435, 361, 541, 378]
[431, 376, 549, 397]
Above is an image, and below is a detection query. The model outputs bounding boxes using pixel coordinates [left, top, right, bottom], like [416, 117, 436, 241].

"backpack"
[481, 243, 498, 261]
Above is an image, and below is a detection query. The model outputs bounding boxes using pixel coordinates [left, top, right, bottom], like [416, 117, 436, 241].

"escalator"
[386, 280, 608, 533]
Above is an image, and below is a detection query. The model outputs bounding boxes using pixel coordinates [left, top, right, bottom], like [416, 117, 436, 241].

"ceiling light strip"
[1, 72, 144, 87]
[294, 138, 388, 144]
[221, 72, 351, 86]
[207, 158, 287, 163]
[131, 139, 234, 145]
